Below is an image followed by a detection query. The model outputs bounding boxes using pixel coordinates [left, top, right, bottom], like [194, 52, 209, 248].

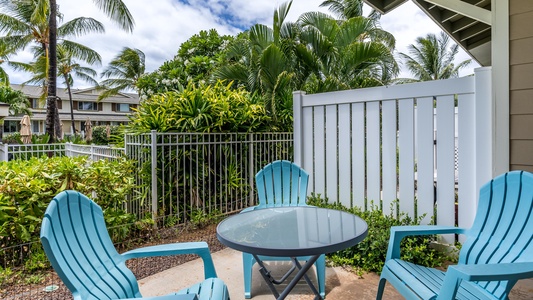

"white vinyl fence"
[0, 143, 66, 161]
[65, 142, 125, 161]
[0, 142, 125, 161]
[294, 67, 494, 243]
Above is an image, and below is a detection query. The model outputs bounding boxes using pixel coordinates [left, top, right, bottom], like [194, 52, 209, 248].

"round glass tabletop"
[216, 206, 368, 257]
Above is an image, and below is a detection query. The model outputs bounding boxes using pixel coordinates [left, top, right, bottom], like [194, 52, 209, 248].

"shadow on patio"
[137, 248, 533, 300]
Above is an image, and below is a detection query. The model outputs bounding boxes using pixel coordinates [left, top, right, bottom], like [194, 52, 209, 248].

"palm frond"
[249, 24, 274, 52]
[59, 40, 102, 65]
[91, 0, 135, 32]
[273, 0, 292, 44]
[58, 17, 105, 38]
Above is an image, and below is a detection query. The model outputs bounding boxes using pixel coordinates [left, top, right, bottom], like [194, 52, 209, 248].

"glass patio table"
[216, 206, 368, 300]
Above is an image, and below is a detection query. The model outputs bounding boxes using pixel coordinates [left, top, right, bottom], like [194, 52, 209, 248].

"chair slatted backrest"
[40, 190, 140, 300]
[255, 160, 309, 208]
[459, 171, 533, 297]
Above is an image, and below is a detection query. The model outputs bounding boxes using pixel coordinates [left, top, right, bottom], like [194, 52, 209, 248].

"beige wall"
[510, 0, 533, 172]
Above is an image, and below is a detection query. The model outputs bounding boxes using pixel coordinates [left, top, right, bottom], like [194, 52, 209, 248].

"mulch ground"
[0, 223, 225, 300]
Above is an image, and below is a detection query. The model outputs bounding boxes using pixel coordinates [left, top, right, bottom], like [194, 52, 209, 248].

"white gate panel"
[399, 99, 415, 217]
[326, 105, 338, 203]
[302, 106, 314, 191]
[366, 102, 381, 206]
[436, 95, 456, 244]
[457, 94, 476, 233]
[338, 104, 351, 208]
[382, 100, 397, 215]
[352, 103, 365, 208]
[313, 106, 326, 197]
[416, 97, 435, 224]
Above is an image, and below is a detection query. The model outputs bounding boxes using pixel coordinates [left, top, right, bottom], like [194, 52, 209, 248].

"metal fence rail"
[125, 131, 293, 226]
[0, 131, 293, 299]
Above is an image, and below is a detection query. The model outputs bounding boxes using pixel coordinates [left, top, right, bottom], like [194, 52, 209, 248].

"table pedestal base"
[252, 254, 323, 300]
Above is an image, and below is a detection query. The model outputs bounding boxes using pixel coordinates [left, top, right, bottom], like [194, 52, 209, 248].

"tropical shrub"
[137, 29, 233, 99]
[0, 86, 32, 116]
[0, 156, 140, 248]
[2, 132, 50, 145]
[128, 80, 279, 133]
[307, 194, 453, 274]
[91, 125, 121, 145]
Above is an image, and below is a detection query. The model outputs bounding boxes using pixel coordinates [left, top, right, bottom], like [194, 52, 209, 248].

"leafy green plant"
[1, 132, 21, 144]
[24, 273, 45, 285]
[307, 193, 454, 274]
[0, 156, 140, 247]
[128, 81, 274, 133]
[105, 209, 137, 242]
[0, 266, 13, 286]
[24, 244, 48, 272]
[91, 125, 121, 145]
[189, 208, 223, 229]
[137, 29, 234, 99]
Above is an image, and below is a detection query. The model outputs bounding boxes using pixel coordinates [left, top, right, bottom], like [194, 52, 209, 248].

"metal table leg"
[252, 254, 323, 300]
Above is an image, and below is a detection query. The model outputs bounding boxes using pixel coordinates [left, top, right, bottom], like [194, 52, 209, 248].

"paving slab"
[138, 248, 533, 300]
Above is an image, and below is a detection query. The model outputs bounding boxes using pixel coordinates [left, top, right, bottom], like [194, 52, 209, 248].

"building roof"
[364, 0, 491, 66]
[10, 84, 140, 104]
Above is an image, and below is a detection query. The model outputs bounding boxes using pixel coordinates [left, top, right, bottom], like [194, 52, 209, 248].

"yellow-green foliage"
[0, 156, 137, 246]
[128, 81, 275, 133]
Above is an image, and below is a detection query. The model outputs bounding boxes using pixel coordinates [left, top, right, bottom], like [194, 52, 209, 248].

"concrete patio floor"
[138, 248, 533, 299]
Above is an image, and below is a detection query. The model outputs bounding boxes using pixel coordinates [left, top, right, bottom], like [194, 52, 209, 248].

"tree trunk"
[46, 0, 58, 143]
[65, 75, 76, 136]
[54, 101, 61, 140]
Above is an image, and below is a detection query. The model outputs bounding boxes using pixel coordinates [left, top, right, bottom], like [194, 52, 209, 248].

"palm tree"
[319, 0, 364, 19]
[56, 43, 100, 136]
[0, 0, 108, 139]
[298, 11, 398, 92]
[213, 1, 307, 123]
[214, 0, 398, 124]
[98, 47, 145, 101]
[0, 85, 31, 115]
[44, 0, 134, 141]
[397, 31, 472, 83]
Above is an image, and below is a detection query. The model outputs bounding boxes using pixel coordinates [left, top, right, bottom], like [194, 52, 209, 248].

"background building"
[1, 84, 139, 138]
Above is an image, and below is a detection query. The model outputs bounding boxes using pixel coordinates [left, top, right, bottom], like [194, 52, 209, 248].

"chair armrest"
[447, 262, 533, 282]
[436, 262, 533, 300]
[386, 226, 466, 260]
[121, 242, 217, 279]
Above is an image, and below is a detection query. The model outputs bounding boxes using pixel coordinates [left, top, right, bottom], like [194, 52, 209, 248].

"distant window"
[78, 102, 98, 111]
[116, 103, 131, 112]
[32, 98, 45, 109]
[3, 121, 18, 133]
[32, 120, 39, 133]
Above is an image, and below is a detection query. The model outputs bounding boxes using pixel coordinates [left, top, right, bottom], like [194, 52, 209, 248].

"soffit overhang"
[364, 0, 492, 66]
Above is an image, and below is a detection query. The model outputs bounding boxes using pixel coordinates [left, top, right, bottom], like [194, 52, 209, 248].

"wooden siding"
[510, 1, 533, 171]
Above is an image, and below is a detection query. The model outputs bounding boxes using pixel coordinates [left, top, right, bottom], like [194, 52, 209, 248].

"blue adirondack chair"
[241, 160, 326, 298]
[40, 190, 230, 300]
[377, 170, 533, 300]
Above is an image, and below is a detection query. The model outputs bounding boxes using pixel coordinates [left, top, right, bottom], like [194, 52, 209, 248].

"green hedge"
[307, 194, 454, 274]
[0, 156, 142, 248]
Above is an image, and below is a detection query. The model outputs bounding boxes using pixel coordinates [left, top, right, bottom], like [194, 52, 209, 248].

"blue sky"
[5, 0, 479, 88]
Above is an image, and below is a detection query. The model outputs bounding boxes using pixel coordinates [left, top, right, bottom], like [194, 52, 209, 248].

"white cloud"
[3, 0, 479, 88]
